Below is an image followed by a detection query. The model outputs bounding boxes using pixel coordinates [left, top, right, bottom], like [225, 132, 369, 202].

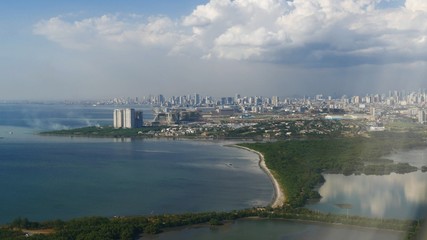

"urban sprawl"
[105, 90, 427, 138]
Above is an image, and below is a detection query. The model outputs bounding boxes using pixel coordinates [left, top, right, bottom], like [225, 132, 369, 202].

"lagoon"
[141, 219, 405, 240]
[307, 148, 427, 220]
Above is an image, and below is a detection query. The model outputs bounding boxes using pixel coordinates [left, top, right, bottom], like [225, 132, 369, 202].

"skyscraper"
[135, 111, 143, 128]
[195, 93, 201, 105]
[418, 109, 426, 124]
[123, 108, 135, 128]
[272, 96, 279, 107]
[113, 109, 123, 129]
[113, 108, 143, 128]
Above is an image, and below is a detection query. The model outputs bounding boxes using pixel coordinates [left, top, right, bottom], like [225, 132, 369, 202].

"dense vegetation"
[39, 126, 166, 138]
[241, 131, 426, 208]
[1, 211, 252, 240]
[1, 207, 422, 240]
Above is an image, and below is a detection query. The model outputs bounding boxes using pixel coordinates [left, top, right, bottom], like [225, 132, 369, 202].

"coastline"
[230, 145, 285, 208]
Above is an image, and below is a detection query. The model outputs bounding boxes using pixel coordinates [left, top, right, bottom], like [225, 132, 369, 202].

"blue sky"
[1, 0, 426, 100]
[0, 1, 209, 18]
[1, 0, 207, 47]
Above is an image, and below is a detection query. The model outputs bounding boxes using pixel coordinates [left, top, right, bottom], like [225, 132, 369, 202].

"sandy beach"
[231, 145, 285, 208]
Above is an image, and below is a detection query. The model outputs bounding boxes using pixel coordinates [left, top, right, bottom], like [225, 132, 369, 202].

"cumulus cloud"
[34, 14, 181, 50]
[34, 0, 427, 66]
[405, 0, 427, 11]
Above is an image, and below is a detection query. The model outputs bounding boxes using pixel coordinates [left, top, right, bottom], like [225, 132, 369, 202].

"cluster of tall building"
[104, 89, 427, 126]
[113, 108, 143, 129]
[101, 89, 427, 109]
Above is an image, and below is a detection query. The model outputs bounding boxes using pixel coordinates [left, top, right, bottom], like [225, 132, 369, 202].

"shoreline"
[230, 145, 285, 208]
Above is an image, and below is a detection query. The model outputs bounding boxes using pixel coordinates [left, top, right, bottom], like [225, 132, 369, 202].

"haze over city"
[1, 0, 426, 100]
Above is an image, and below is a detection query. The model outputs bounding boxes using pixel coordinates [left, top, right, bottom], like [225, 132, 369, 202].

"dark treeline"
[2, 210, 252, 240]
[39, 126, 166, 138]
[1, 207, 422, 240]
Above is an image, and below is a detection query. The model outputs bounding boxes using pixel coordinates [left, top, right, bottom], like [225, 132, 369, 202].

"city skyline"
[1, 0, 426, 100]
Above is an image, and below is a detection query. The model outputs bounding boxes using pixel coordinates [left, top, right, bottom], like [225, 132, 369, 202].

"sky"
[0, 0, 426, 100]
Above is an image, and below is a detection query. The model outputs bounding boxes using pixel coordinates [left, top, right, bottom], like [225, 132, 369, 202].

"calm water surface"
[307, 148, 427, 220]
[142, 219, 404, 240]
[0, 104, 273, 223]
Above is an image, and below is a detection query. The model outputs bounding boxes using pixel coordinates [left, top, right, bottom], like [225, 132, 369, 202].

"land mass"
[38, 119, 365, 139]
[240, 131, 426, 208]
[10, 122, 427, 239]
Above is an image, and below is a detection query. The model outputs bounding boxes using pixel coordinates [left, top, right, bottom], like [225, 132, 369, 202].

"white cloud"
[33, 16, 93, 50]
[405, 0, 427, 12]
[180, 0, 427, 64]
[182, 0, 225, 27]
[34, 14, 181, 50]
[34, 0, 427, 66]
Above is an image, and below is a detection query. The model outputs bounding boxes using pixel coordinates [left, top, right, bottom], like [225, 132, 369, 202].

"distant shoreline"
[230, 145, 285, 208]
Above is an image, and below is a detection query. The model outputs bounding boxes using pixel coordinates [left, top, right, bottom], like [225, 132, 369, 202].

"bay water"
[0, 103, 273, 224]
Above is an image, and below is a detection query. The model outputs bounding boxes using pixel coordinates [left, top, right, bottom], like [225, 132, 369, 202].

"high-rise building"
[135, 111, 143, 128]
[227, 97, 234, 105]
[157, 94, 165, 105]
[123, 108, 135, 128]
[113, 109, 123, 129]
[113, 108, 143, 128]
[194, 93, 201, 105]
[418, 109, 426, 124]
[272, 96, 279, 107]
[352, 96, 360, 104]
[221, 97, 227, 105]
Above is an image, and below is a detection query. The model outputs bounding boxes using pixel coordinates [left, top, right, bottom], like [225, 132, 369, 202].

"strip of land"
[231, 145, 285, 208]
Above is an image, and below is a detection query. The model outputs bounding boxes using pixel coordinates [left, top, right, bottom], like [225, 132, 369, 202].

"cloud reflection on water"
[316, 172, 427, 219]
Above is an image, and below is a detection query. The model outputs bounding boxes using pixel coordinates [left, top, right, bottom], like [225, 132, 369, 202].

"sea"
[0, 103, 273, 224]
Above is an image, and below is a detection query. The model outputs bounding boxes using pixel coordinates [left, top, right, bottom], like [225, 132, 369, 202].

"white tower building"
[123, 108, 135, 128]
[113, 109, 123, 129]
[113, 108, 143, 128]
